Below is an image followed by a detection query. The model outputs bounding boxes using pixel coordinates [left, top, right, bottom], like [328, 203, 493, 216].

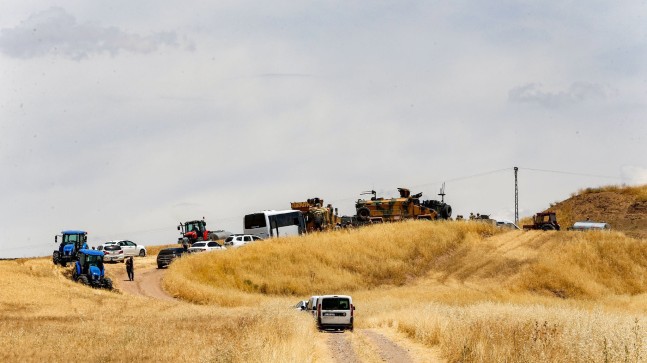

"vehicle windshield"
[160, 248, 184, 255]
[192, 242, 206, 247]
[63, 233, 83, 244]
[321, 298, 350, 310]
[86, 255, 102, 266]
[186, 221, 204, 232]
[104, 245, 121, 251]
[244, 213, 266, 229]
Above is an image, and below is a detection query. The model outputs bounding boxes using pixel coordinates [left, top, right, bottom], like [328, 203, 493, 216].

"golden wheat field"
[2, 220, 647, 362]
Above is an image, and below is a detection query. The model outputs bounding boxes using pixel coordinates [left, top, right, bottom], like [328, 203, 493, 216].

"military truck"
[355, 188, 440, 223]
[291, 197, 341, 232]
[53, 230, 88, 267]
[177, 219, 231, 245]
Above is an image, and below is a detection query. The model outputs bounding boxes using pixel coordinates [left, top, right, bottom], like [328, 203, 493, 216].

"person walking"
[126, 256, 134, 281]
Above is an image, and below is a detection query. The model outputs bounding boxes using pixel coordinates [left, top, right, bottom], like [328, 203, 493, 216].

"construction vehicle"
[523, 212, 561, 231]
[291, 198, 341, 232]
[177, 219, 231, 245]
[72, 249, 113, 289]
[53, 230, 88, 267]
[355, 188, 440, 223]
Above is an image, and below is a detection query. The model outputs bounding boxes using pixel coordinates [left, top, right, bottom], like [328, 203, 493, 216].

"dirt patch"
[326, 332, 361, 363]
[363, 329, 414, 363]
[113, 265, 176, 302]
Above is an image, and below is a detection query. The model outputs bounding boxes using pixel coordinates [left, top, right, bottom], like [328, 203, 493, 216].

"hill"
[544, 184, 647, 238]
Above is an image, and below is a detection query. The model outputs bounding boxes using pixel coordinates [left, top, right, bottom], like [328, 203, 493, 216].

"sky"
[1, 1, 646, 258]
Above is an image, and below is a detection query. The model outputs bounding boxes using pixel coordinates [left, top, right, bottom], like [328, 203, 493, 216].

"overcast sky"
[1, 1, 646, 258]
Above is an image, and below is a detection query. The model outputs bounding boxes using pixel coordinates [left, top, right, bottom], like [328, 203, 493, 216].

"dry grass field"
[2, 215, 647, 362]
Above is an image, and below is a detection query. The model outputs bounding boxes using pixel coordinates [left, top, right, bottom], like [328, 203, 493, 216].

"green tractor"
[72, 249, 113, 290]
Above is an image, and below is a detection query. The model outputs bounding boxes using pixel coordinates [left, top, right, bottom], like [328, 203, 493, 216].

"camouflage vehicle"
[355, 188, 443, 223]
[291, 197, 341, 232]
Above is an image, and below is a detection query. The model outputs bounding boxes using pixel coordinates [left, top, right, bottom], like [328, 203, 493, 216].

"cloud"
[0, 7, 190, 60]
[508, 82, 609, 108]
[621, 166, 647, 185]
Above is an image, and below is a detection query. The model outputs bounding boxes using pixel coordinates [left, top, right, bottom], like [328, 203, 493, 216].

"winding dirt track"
[110, 262, 176, 302]
[110, 261, 443, 362]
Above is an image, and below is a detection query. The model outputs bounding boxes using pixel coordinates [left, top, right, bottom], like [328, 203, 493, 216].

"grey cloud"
[508, 82, 609, 108]
[0, 7, 190, 60]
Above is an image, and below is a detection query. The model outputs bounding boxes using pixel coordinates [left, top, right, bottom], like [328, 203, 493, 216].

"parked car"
[102, 240, 147, 257]
[188, 241, 225, 253]
[316, 295, 354, 331]
[102, 244, 125, 263]
[156, 247, 188, 269]
[223, 234, 263, 248]
[294, 300, 308, 311]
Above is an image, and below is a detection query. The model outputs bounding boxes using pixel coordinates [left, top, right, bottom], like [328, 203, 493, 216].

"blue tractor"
[53, 230, 89, 267]
[73, 249, 113, 289]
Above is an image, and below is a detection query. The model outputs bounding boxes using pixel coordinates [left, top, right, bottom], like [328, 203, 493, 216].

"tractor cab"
[53, 230, 88, 267]
[178, 219, 209, 245]
[73, 249, 112, 289]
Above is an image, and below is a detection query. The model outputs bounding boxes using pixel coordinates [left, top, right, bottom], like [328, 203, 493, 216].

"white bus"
[243, 210, 306, 239]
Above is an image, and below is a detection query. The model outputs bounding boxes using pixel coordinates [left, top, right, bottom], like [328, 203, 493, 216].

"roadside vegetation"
[166, 220, 647, 362]
[0, 258, 316, 362]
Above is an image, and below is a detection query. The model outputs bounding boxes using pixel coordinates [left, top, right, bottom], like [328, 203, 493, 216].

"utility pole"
[514, 166, 519, 225]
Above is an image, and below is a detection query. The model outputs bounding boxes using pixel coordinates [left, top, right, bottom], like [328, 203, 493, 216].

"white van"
[316, 295, 354, 331]
[306, 296, 320, 317]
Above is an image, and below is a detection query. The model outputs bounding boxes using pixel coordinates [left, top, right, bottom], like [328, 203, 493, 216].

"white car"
[102, 244, 125, 263]
[101, 240, 147, 257]
[188, 241, 225, 253]
[223, 234, 263, 248]
[316, 295, 354, 331]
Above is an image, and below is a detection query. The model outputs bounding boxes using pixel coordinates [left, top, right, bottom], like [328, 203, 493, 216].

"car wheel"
[139, 249, 146, 257]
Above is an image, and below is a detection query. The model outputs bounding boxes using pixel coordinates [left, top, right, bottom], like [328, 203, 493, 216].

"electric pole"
[514, 166, 519, 225]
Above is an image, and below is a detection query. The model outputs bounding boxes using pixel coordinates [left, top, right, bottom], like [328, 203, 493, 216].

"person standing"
[126, 256, 134, 281]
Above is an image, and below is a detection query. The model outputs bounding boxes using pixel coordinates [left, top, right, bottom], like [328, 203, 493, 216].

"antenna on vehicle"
[361, 190, 377, 200]
[438, 182, 446, 203]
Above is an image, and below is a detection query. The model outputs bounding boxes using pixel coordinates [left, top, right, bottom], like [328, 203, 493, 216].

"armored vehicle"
[291, 197, 341, 232]
[53, 230, 88, 267]
[355, 188, 440, 223]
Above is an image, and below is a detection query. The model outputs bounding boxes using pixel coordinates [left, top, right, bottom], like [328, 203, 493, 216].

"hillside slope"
[545, 184, 647, 238]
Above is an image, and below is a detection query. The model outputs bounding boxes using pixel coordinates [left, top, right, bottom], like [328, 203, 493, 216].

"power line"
[518, 167, 621, 180]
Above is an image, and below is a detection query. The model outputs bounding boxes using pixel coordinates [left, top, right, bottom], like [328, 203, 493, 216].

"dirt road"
[108, 261, 177, 302]
[322, 328, 444, 363]
[109, 260, 443, 362]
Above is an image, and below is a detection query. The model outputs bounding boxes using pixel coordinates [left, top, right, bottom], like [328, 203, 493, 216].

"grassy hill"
[165, 221, 647, 362]
[544, 184, 647, 238]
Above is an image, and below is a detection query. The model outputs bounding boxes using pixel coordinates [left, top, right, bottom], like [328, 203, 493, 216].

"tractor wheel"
[541, 224, 556, 231]
[60, 261, 67, 267]
[103, 277, 113, 290]
[139, 249, 146, 257]
[52, 252, 60, 265]
[357, 207, 371, 221]
[78, 275, 89, 286]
